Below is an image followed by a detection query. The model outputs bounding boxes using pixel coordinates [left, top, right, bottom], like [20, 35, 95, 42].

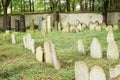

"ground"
[0, 29, 120, 80]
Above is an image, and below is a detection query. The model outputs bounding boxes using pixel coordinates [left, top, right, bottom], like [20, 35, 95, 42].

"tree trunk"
[72, 0, 75, 12]
[29, 0, 31, 12]
[92, 0, 94, 11]
[79, 0, 83, 11]
[66, 0, 70, 12]
[3, 6, 7, 30]
[103, 0, 108, 24]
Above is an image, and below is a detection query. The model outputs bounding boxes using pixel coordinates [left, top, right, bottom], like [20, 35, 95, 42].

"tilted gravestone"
[107, 31, 114, 43]
[90, 37, 102, 59]
[90, 66, 106, 80]
[36, 46, 43, 62]
[44, 40, 61, 69]
[11, 33, 16, 44]
[75, 61, 89, 80]
[107, 41, 119, 60]
[78, 39, 85, 55]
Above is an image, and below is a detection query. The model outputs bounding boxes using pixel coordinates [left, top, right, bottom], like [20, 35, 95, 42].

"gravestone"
[115, 65, 120, 76]
[90, 37, 102, 59]
[113, 25, 118, 30]
[58, 22, 62, 31]
[11, 33, 16, 44]
[95, 25, 101, 31]
[26, 33, 32, 49]
[50, 41, 61, 69]
[6, 15, 11, 30]
[41, 20, 47, 36]
[31, 39, 35, 54]
[107, 41, 119, 60]
[19, 15, 26, 32]
[6, 30, 10, 35]
[47, 16, 52, 32]
[36, 46, 43, 62]
[15, 19, 20, 32]
[77, 23, 82, 31]
[44, 40, 54, 64]
[38, 16, 42, 31]
[89, 23, 95, 31]
[101, 22, 106, 29]
[106, 25, 113, 31]
[107, 31, 114, 43]
[23, 35, 27, 48]
[109, 68, 116, 78]
[75, 61, 89, 80]
[30, 19, 35, 32]
[90, 66, 106, 80]
[78, 39, 85, 55]
[44, 40, 61, 69]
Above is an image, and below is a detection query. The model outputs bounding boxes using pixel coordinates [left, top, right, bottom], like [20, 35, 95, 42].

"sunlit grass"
[0, 29, 120, 80]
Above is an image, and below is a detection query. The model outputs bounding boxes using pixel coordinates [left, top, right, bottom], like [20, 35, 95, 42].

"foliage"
[0, 29, 120, 79]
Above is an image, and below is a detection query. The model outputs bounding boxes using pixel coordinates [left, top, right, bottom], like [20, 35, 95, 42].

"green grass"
[0, 29, 120, 80]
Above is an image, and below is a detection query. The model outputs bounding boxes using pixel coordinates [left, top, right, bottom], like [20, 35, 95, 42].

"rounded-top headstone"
[36, 46, 43, 62]
[107, 41, 119, 60]
[75, 61, 89, 80]
[90, 37, 102, 59]
[90, 66, 106, 80]
[78, 39, 85, 55]
[107, 31, 114, 43]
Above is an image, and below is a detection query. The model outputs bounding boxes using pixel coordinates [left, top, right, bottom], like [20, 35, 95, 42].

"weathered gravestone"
[36, 46, 43, 62]
[75, 61, 89, 80]
[115, 65, 120, 76]
[44, 40, 61, 69]
[101, 22, 106, 29]
[11, 33, 16, 44]
[6, 30, 10, 35]
[107, 41, 119, 60]
[31, 39, 35, 54]
[38, 16, 42, 31]
[41, 20, 47, 36]
[47, 16, 52, 32]
[90, 66, 106, 80]
[23, 35, 27, 48]
[15, 19, 20, 32]
[6, 15, 11, 30]
[78, 39, 85, 55]
[106, 25, 113, 32]
[107, 31, 114, 43]
[113, 25, 118, 30]
[90, 37, 102, 59]
[19, 15, 26, 32]
[30, 19, 35, 32]
[95, 25, 101, 31]
[109, 68, 116, 78]
[58, 22, 62, 31]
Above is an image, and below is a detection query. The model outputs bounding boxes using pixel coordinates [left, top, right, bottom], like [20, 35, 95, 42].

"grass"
[0, 29, 120, 80]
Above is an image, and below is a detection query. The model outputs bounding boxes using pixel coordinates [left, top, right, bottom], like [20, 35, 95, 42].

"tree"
[103, 0, 108, 24]
[66, 0, 70, 12]
[1, 0, 11, 30]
